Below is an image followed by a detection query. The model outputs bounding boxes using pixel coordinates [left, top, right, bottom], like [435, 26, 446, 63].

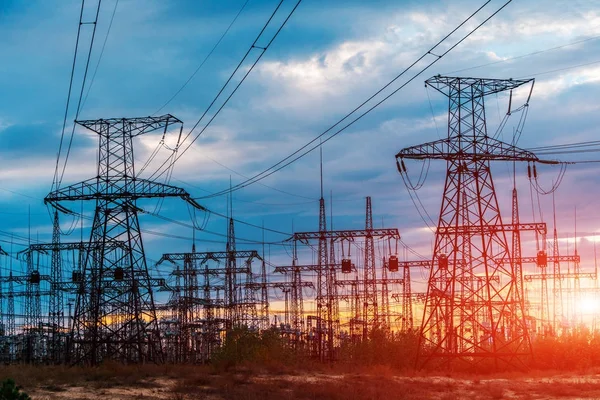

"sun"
[577, 294, 600, 315]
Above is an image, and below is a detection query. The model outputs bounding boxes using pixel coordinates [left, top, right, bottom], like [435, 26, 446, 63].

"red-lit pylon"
[396, 76, 556, 369]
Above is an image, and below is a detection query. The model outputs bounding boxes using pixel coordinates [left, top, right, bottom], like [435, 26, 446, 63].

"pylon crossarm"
[76, 114, 182, 137]
[0, 275, 51, 284]
[290, 228, 400, 242]
[396, 135, 542, 163]
[425, 76, 534, 98]
[159, 250, 261, 263]
[25, 240, 128, 253]
[44, 178, 192, 207]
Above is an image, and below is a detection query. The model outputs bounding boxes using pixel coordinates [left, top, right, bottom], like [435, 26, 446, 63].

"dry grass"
[7, 364, 600, 399]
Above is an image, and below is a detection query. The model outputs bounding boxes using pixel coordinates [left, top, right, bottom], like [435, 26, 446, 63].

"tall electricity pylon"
[396, 76, 554, 369]
[45, 115, 204, 365]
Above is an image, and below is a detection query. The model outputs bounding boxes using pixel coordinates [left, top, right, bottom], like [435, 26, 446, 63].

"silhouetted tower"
[260, 247, 269, 329]
[552, 199, 563, 334]
[316, 145, 329, 360]
[242, 258, 259, 329]
[24, 250, 41, 334]
[363, 196, 377, 339]
[402, 262, 413, 331]
[290, 242, 303, 338]
[381, 257, 390, 331]
[350, 276, 361, 339]
[45, 115, 204, 365]
[202, 260, 215, 359]
[177, 246, 199, 362]
[397, 76, 549, 369]
[49, 210, 65, 362]
[0, 247, 7, 337]
[327, 230, 338, 360]
[226, 201, 238, 330]
[7, 268, 14, 337]
[511, 186, 525, 339]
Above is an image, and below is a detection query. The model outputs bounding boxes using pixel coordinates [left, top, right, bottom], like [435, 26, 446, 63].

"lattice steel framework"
[158, 248, 262, 360]
[45, 115, 204, 365]
[292, 220, 400, 357]
[363, 197, 377, 339]
[396, 76, 549, 369]
[316, 196, 328, 360]
[49, 210, 65, 363]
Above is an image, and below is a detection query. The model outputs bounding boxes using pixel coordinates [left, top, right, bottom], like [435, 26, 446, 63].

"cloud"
[3, 0, 600, 272]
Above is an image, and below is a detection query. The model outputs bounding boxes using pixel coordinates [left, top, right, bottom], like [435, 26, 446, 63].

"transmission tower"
[45, 115, 204, 365]
[226, 215, 238, 330]
[260, 245, 269, 329]
[327, 230, 339, 361]
[381, 257, 390, 331]
[316, 198, 329, 360]
[363, 196, 377, 339]
[49, 210, 65, 363]
[6, 267, 14, 338]
[396, 76, 555, 369]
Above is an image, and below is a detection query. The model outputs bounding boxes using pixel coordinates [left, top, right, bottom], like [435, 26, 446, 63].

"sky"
[1, 0, 600, 312]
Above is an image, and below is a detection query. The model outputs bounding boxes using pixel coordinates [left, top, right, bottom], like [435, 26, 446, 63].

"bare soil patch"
[7, 365, 600, 399]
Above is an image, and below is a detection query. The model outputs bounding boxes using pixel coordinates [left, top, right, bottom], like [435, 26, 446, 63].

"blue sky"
[1, 0, 600, 303]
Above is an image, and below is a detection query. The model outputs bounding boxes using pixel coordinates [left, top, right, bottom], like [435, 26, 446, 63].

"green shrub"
[0, 379, 30, 400]
[211, 327, 300, 371]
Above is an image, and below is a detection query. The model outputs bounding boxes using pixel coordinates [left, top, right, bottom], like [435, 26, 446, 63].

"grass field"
[7, 329, 600, 399]
[7, 363, 600, 400]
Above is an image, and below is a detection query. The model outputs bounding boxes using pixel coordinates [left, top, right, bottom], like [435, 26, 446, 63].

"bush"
[0, 379, 30, 400]
[337, 329, 420, 371]
[531, 326, 598, 370]
[211, 327, 301, 372]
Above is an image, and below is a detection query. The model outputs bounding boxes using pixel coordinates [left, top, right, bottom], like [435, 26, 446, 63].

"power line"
[515, 59, 600, 79]
[51, 0, 87, 193]
[149, 0, 303, 181]
[139, 208, 291, 246]
[80, 0, 120, 112]
[528, 139, 600, 151]
[169, 176, 317, 206]
[53, 0, 103, 191]
[153, 0, 251, 115]
[444, 34, 600, 75]
[194, 150, 317, 200]
[201, 0, 513, 199]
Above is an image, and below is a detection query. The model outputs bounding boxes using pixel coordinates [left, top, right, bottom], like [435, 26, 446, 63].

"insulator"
[114, 266, 124, 281]
[341, 259, 352, 273]
[396, 160, 403, 174]
[72, 271, 82, 283]
[533, 164, 537, 179]
[438, 254, 448, 270]
[536, 250, 547, 268]
[388, 255, 399, 272]
[29, 271, 41, 284]
[527, 165, 531, 179]
[401, 159, 407, 172]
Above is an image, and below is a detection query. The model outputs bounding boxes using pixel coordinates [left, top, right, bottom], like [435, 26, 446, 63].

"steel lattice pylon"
[396, 76, 549, 369]
[49, 210, 65, 363]
[363, 196, 377, 339]
[45, 115, 204, 365]
[316, 196, 328, 361]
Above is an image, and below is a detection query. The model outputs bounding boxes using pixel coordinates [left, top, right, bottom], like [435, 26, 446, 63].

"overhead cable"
[200, 0, 515, 199]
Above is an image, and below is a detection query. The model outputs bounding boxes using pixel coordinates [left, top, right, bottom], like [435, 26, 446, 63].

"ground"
[8, 364, 600, 399]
